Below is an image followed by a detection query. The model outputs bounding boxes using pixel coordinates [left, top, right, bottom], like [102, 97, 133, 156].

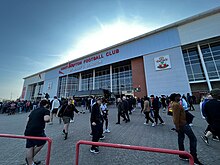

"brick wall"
[131, 57, 147, 98]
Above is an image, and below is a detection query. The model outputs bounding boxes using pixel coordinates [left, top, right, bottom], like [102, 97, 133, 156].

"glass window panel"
[200, 45, 210, 54]
[184, 57, 189, 62]
[182, 51, 188, 58]
[205, 62, 217, 72]
[216, 60, 220, 71]
[213, 50, 220, 57]
[185, 61, 190, 65]
[203, 52, 212, 58]
[186, 66, 192, 75]
[191, 64, 203, 74]
[208, 72, 219, 79]
[203, 57, 213, 62]
[190, 59, 200, 64]
[210, 42, 220, 52]
[214, 55, 220, 61]
[188, 48, 198, 56]
[189, 55, 199, 60]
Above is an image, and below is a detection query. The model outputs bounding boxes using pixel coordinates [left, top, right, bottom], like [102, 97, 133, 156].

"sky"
[0, 0, 220, 100]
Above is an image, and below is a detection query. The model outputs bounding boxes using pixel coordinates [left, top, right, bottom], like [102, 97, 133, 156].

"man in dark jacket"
[122, 96, 130, 122]
[204, 88, 220, 138]
[150, 95, 164, 125]
[90, 98, 103, 153]
[116, 98, 127, 124]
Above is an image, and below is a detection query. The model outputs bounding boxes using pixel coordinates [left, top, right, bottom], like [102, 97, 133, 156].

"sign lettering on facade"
[59, 48, 120, 75]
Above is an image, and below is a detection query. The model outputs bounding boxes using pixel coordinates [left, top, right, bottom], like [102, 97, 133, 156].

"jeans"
[144, 111, 154, 123]
[178, 124, 197, 159]
[154, 110, 164, 124]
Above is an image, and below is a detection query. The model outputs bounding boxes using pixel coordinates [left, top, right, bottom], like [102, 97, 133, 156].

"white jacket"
[51, 99, 60, 110]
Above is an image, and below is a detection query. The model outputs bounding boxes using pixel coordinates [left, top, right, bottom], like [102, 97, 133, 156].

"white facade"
[143, 47, 191, 96]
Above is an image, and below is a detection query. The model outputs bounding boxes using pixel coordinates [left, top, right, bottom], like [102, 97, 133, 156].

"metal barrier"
[0, 134, 52, 165]
[76, 140, 194, 165]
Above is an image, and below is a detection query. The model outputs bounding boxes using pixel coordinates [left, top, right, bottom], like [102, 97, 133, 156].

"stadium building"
[21, 7, 220, 101]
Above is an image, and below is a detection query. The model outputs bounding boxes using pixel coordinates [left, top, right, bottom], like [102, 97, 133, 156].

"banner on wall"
[154, 55, 171, 71]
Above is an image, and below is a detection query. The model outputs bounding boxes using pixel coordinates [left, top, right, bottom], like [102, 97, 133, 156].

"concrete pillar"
[110, 65, 113, 92]
[197, 44, 212, 91]
[93, 69, 95, 90]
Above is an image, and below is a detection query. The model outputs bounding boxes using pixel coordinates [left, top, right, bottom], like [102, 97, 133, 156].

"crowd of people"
[1, 89, 220, 165]
[0, 100, 37, 115]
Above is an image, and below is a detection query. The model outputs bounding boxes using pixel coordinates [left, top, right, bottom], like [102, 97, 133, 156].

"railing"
[0, 134, 52, 165]
[76, 140, 194, 165]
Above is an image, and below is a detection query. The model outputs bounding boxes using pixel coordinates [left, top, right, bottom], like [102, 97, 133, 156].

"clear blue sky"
[0, 0, 220, 100]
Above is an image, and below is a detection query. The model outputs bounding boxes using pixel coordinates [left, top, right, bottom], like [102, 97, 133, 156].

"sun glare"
[59, 20, 154, 64]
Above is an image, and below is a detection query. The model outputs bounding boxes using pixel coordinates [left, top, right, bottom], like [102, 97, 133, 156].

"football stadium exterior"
[21, 7, 220, 101]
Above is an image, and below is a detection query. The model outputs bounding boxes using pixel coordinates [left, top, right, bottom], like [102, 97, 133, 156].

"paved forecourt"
[0, 104, 219, 165]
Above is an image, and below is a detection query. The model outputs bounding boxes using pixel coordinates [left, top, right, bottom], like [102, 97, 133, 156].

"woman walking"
[101, 99, 110, 133]
[143, 97, 155, 126]
[58, 99, 79, 140]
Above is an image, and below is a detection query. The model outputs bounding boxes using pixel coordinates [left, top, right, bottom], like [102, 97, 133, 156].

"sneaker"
[152, 123, 156, 127]
[70, 120, 74, 123]
[100, 135, 105, 140]
[160, 122, 165, 125]
[116, 122, 120, 124]
[189, 123, 193, 127]
[144, 123, 149, 125]
[194, 159, 204, 165]
[179, 156, 189, 161]
[212, 136, 220, 142]
[105, 129, 110, 133]
[90, 147, 99, 154]
[25, 158, 41, 165]
[201, 136, 209, 145]
[34, 160, 41, 165]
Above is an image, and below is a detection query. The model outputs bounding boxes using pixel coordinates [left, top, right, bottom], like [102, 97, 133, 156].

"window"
[182, 48, 205, 82]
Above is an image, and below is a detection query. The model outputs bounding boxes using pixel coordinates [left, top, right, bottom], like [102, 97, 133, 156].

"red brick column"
[131, 57, 147, 98]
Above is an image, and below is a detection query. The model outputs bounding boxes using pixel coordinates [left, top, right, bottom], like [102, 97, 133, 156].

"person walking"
[161, 95, 167, 113]
[24, 99, 50, 165]
[122, 96, 130, 122]
[187, 93, 195, 111]
[150, 95, 165, 125]
[101, 99, 110, 133]
[90, 98, 103, 154]
[81, 98, 86, 114]
[58, 99, 79, 140]
[179, 94, 194, 127]
[143, 97, 155, 126]
[48, 96, 60, 124]
[116, 98, 127, 124]
[201, 88, 220, 144]
[170, 93, 203, 165]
